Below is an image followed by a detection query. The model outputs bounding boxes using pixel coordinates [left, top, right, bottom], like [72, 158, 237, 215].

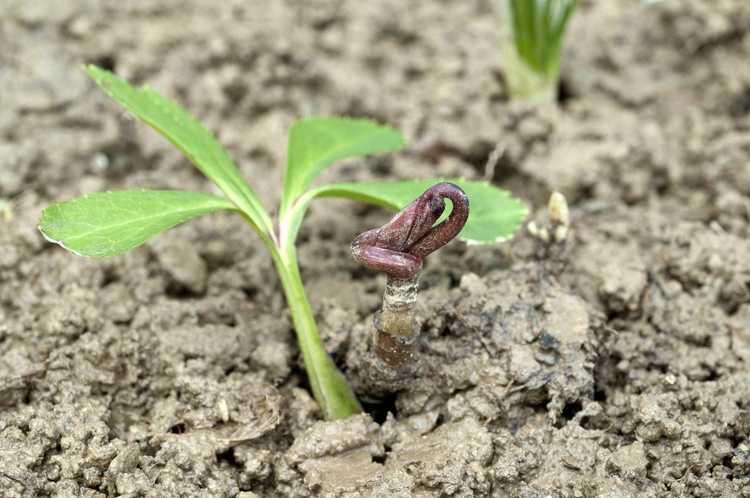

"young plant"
[503, 0, 577, 103]
[39, 66, 527, 420]
[352, 182, 469, 368]
[0, 199, 12, 221]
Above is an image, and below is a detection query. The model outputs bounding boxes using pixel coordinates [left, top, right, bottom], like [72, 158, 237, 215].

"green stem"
[270, 244, 361, 420]
[502, 32, 558, 104]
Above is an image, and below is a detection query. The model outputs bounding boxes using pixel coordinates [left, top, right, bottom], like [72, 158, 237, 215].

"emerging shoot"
[528, 191, 571, 274]
[352, 183, 469, 368]
[0, 199, 12, 221]
[503, 0, 577, 104]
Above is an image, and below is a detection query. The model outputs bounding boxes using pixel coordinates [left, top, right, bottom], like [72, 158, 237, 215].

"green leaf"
[507, 0, 577, 77]
[281, 117, 404, 216]
[39, 190, 237, 257]
[85, 65, 273, 237]
[311, 179, 528, 244]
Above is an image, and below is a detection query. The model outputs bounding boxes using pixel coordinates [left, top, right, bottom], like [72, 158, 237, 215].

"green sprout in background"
[39, 66, 526, 419]
[503, 0, 577, 104]
[0, 200, 12, 221]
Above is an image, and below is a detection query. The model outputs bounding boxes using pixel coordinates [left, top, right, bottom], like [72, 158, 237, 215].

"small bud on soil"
[548, 191, 569, 243]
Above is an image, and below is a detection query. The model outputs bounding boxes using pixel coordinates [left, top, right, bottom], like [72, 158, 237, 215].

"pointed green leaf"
[39, 190, 238, 257]
[85, 65, 273, 236]
[281, 117, 404, 215]
[311, 180, 528, 244]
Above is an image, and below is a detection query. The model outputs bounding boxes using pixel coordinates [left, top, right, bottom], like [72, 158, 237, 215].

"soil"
[2, 0, 750, 496]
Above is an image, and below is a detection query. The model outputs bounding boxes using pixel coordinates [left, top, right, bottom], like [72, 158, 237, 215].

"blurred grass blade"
[281, 117, 404, 216]
[509, 0, 576, 76]
[85, 65, 273, 236]
[40, 190, 237, 257]
[505, 0, 577, 101]
[311, 179, 528, 244]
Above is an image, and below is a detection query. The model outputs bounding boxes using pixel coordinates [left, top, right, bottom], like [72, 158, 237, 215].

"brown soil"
[2, 1, 750, 496]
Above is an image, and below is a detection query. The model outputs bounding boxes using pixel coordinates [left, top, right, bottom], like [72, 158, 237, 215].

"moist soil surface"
[2, 1, 750, 497]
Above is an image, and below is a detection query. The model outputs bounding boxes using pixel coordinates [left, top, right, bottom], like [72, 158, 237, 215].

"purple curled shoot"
[351, 182, 469, 368]
[351, 182, 469, 281]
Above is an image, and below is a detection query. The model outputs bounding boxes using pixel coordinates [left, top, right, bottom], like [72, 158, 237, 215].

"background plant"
[39, 66, 527, 419]
[503, 0, 577, 103]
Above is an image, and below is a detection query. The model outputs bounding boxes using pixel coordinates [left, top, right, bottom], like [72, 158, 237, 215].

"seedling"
[527, 191, 569, 245]
[528, 191, 571, 276]
[0, 200, 12, 221]
[39, 66, 526, 419]
[503, 0, 577, 103]
[352, 182, 469, 368]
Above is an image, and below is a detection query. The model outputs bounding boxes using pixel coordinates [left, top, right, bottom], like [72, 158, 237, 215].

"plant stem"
[374, 276, 419, 368]
[271, 245, 361, 420]
[502, 36, 558, 104]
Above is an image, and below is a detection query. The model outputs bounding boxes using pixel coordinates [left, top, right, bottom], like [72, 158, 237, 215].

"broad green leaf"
[311, 180, 528, 244]
[40, 190, 237, 257]
[281, 117, 404, 216]
[85, 65, 273, 236]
